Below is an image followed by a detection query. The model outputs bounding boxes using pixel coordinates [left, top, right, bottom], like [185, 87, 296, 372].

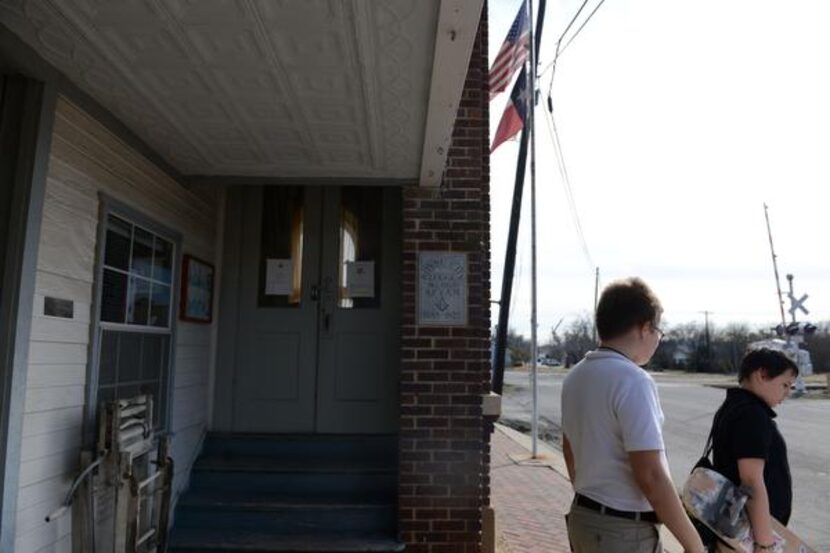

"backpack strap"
[701, 427, 714, 460]
[702, 394, 751, 462]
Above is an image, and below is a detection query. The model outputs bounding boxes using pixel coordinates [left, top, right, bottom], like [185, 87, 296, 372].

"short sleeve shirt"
[711, 387, 792, 524]
[562, 348, 668, 512]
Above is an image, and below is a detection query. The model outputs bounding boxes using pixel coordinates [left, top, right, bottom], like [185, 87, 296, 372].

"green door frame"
[0, 74, 56, 552]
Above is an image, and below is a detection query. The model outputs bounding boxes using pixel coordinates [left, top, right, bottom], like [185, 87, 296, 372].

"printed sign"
[418, 252, 467, 326]
[345, 261, 375, 298]
[265, 258, 293, 296]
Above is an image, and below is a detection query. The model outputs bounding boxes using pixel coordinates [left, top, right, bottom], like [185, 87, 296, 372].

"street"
[501, 369, 830, 550]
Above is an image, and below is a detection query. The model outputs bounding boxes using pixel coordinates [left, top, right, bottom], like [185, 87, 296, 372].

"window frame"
[84, 193, 182, 448]
[100, 214, 175, 329]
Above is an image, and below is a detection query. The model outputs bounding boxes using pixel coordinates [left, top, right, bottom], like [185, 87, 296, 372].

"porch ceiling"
[0, 0, 481, 182]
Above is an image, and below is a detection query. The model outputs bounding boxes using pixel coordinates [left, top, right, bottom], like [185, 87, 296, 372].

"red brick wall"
[399, 6, 491, 552]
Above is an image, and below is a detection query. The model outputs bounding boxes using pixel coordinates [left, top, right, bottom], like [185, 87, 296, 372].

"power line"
[540, 96, 594, 272]
[538, 0, 610, 89]
[558, 0, 592, 47]
[559, 0, 608, 55]
[537, 0, 590, 81]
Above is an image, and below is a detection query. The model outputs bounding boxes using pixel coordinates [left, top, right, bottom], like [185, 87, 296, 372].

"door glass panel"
[259, 187, 304, 308]
[339, 188, 382, 309]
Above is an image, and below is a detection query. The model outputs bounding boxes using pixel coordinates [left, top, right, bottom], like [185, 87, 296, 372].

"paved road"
[501, 369, 830, 550]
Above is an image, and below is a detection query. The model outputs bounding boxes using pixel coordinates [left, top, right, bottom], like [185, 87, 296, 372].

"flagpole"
[492, 0, 546, 396]
[526, 0, 539, 459]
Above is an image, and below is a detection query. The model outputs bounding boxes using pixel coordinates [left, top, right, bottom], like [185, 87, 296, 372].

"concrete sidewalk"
[490, 424, 682, 553]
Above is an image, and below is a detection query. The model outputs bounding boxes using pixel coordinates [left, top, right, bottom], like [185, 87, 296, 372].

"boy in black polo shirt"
[708, 348, 797, 552]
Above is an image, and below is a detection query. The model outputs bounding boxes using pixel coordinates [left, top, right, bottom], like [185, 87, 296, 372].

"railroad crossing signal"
[788, 292, 809, 316]
[785, 274, 809, 321]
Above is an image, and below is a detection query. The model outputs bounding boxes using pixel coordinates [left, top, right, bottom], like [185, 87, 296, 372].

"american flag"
[489, 2, 530, 100]
[490, 69, 528, 152]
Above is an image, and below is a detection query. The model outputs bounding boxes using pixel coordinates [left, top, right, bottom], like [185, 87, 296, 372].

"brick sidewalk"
[491, 425, 682, 553]
[490, 426, 573, 553]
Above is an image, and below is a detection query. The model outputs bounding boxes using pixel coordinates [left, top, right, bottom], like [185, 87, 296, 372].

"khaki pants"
[567, 504, 663, 553]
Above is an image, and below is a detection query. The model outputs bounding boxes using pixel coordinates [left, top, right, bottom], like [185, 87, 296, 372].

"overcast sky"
[488, 0, 830, 339]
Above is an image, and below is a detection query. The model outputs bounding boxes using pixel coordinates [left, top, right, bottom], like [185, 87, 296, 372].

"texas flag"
[490, 68, 528, 153]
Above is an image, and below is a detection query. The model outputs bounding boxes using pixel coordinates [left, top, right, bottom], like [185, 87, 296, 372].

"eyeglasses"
[653, 325, 665, 341]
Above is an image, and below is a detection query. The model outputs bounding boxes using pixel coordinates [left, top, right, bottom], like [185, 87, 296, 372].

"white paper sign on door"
[265, 258, 293, 295]
[345, 261, 375, 298]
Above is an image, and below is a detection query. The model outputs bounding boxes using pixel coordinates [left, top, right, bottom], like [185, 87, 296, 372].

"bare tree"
[562, 314, 597, 367]
[506, 328, 531, 365]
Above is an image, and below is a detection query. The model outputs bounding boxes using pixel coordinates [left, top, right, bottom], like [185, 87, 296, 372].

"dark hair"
[739, 348, 799, 382]
[595, 277, 663, 341]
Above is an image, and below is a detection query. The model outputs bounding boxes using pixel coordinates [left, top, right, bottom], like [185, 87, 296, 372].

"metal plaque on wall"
[417, 251, 468, 326]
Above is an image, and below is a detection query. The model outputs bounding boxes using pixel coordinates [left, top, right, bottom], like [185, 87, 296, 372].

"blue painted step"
[178, 486, 395, 508]
[188, 468, 397, 500]
[174, 503, 396, 534]
[168, 434, 403, 553]
[168, 527, 405, 552]
[201, 434, 398, 464]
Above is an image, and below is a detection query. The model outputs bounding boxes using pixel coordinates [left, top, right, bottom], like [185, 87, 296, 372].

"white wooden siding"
[15, 97, 218, 552]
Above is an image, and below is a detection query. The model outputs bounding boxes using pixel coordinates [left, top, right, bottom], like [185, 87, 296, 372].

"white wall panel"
[15, 97, 218, 552]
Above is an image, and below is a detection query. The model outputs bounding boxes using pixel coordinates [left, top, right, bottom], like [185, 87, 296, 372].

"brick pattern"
[491, 428, 572, 553]
[398, 8, 491, 553]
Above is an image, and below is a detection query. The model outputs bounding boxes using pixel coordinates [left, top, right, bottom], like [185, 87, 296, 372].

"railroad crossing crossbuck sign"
[788, 292, 809, 316]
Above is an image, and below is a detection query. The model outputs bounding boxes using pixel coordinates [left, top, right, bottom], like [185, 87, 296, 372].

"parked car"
[537, 355, 562, 367]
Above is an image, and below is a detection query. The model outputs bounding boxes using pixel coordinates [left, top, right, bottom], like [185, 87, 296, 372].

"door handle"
[310, 284, 320, 301]
[324, 313, 331, 332]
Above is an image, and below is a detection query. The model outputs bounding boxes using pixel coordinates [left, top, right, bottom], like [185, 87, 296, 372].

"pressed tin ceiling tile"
[1, 0, 441, 178]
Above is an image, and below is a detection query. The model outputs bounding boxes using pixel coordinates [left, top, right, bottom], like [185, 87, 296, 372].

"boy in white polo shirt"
[562, 277, 704, 553]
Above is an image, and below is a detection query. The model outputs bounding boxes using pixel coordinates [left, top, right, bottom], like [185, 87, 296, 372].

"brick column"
[399, 8, 491, 552]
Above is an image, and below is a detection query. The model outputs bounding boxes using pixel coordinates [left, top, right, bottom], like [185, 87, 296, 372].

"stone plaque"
[418, 252, 468, 326]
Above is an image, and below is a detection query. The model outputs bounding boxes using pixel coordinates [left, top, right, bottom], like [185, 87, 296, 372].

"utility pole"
[783, 273, 811, 395]
[491, 0, 548, 397]
[763, 204, 787, 330]
[592, 267, 599, 343]
[527, 0, 540, 458]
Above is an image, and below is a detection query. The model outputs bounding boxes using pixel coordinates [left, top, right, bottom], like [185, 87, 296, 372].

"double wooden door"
[229, 186, 400, 434]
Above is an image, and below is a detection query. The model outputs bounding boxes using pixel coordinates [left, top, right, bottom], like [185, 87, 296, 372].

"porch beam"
[418, 0, 485, 188]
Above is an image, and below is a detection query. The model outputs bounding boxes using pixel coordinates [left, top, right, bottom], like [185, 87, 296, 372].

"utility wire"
[539, 0, 609, 89]
[559, 0, 608, 56]
[537, 0, 590, 82]
[533, 0, 610, 274]
[540, 91, 594, 272]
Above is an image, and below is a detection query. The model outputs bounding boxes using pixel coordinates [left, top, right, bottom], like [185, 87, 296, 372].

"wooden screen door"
[231, 186, 400, 433]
